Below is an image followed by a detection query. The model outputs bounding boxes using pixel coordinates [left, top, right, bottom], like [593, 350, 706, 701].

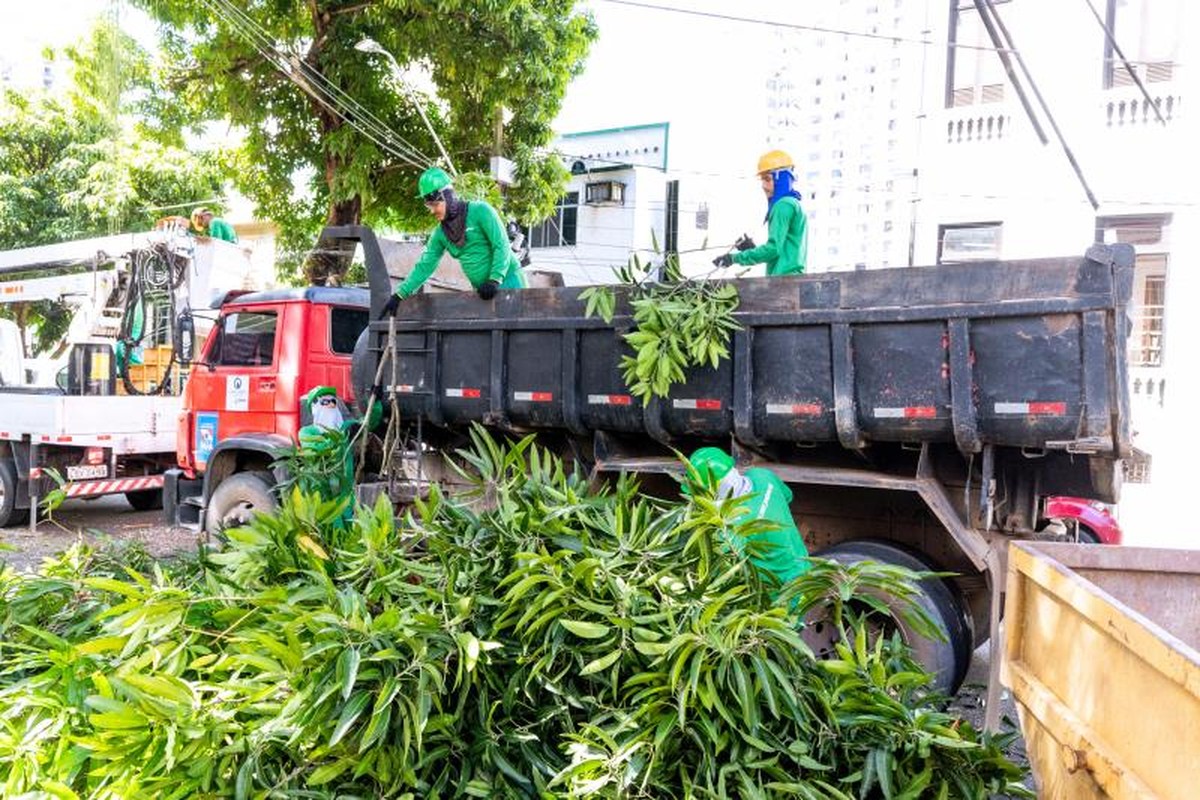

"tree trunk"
[299, 4, 365, 288]
[305, 190, 362, 286]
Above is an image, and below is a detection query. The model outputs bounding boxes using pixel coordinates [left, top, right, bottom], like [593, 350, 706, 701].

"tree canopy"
[135, 0, 596, 283]
[0, 17, 228, 356]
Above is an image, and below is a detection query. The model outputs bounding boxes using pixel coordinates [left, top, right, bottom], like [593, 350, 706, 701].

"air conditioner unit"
[585, 180, 626, 206]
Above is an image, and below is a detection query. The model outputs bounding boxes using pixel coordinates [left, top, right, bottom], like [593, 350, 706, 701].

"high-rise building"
[765, 0, 928, 272]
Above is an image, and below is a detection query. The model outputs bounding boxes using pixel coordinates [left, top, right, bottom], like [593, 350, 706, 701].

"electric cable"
[595, 0, 1015, 54]
[201, 0, 433, 169]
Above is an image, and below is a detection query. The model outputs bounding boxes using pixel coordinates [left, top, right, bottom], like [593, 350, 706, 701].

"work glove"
[712, 253, 734, 268]
[379, 293, 402, 319]
[477, 279, 500, 301]
[734, 234, 755, 252]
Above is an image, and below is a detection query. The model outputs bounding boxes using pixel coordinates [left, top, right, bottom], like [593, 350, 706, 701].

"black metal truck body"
[335, 224, 1133, 710]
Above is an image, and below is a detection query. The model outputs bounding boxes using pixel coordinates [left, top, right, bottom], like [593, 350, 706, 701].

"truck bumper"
[164, 468, 204, 529]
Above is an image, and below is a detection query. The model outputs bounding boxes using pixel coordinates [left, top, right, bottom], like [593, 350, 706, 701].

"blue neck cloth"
[766, 167, 803, 220]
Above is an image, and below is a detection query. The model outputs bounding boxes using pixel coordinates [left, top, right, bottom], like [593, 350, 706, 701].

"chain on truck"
[0, 227, 257, 529]
[166, 225, 1133, 726]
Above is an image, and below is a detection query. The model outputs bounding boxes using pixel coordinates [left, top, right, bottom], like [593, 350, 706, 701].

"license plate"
[67, 464, 108, 481]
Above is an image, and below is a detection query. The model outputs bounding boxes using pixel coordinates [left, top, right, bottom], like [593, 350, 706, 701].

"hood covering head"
[716, 467, 752, 500]
[439, 188, 469, 248]
[766, 167, 803, 220]
[312, 397, 344, 431]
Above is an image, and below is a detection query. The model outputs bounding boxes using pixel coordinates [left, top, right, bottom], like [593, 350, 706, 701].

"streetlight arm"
[356, 38, 456, 175]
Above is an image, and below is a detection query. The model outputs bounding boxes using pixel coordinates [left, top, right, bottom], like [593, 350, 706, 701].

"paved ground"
[0, 494, 200, 573]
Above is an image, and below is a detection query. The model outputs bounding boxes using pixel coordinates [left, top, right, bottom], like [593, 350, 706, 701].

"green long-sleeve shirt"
[396, 202, 526, 299]
[732, 196, 807, 275]
[207, 218, 238, 243]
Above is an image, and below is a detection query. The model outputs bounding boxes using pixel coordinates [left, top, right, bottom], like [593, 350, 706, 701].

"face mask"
[716, 468, 752, 499]
[312, 402, 344, 430]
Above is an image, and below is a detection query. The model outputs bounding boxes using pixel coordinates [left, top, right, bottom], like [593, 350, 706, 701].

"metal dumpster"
[1002, 541, 1200, 799]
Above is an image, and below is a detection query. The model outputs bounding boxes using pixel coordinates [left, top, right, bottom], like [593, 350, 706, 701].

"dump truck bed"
[365, 242, 1133, 501]
[1002, 541, 1200, 799]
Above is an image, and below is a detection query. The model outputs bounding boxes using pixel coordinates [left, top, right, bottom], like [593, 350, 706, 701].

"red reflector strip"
[765, 403, 824, 416]
[97, 435, 112, 441]
[587, 394, 633, 406]
[673, 398, 723, 411]
[873, 406, 937, 419]
[994, 401, 1067, 416]
[513, 391, 554, 402]
[445, 388, 482, 399]
[390, 384, 416, 393]
[63, 475, 165, 498]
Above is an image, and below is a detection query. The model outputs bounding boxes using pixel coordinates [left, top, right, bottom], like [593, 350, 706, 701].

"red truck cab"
[165, 287, 369, 531]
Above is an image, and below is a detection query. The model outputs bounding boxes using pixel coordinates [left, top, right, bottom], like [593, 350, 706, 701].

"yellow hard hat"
[757, 150, 794, 175]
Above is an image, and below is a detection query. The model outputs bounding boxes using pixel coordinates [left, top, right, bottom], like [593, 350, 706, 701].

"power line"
[201, 0, 434, 169]
[594, 0, 1015, 55]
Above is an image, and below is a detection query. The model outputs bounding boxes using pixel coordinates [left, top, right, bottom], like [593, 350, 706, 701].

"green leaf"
[339, 647, 361, 700]
[559, 619, 610, 639]
[580, 649, 622, 675]
[328, 692, 371, 747]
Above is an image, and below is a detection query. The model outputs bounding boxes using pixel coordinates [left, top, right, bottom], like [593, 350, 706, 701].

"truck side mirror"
[174, 311, 195, 367]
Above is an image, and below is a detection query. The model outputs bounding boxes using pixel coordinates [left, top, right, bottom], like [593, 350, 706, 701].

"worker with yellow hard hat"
[713, 150, 808, 275]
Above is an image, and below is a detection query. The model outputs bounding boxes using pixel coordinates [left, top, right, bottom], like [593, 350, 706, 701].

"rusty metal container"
[1002, 541, 1200, 799]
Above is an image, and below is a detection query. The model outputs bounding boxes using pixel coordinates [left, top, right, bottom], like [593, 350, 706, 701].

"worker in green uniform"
[190, 207, 239, 244]
[713, 150, 807, 275]
[379, 167, 526, 317]
[296, 385, 383, 525]
[688, 446, 810, 587]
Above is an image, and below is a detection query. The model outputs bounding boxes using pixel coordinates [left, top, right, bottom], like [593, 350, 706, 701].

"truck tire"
[0, 459, 29, 528]
[126, 489, 164, 512]
[816, 539, 973, 695]
[205, 471, 278, 536]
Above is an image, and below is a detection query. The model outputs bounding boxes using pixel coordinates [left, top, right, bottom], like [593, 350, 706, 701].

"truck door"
[190, 308, 280, 467]
[305, 305, 369, 402]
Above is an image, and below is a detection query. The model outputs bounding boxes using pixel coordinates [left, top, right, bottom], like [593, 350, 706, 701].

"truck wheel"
[0, 459, 29, 528]
[205, 472, 278, 536]
[816, 540, 973, 694]
[126, 489, 164, 512]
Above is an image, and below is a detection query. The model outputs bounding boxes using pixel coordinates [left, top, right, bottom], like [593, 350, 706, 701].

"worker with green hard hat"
[379, 166, 526, 317]
[688, 446, 811, 586]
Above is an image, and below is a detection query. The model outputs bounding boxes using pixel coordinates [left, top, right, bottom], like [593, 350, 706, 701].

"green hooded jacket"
[730, 467, 811, 586]
[396, 202, 526, 299]
[732, 196, 807, 276]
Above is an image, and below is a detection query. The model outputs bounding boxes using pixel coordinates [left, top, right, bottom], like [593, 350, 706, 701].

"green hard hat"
[417, 166, 453, 198]
[689, 447, 735, 482]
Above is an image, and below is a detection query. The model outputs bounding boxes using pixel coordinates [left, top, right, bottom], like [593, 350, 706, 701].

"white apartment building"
[765, 0, 928, 272]
[911, 0, 1197, 546]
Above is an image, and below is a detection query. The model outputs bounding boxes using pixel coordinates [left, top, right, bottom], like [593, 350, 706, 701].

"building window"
[529, 192, 579, 248]
[946, 1, 1009, 108]
[1103, 0, 1181, 88]
[1097, 215, 1170, 368]
[936, 222, 1002, 263]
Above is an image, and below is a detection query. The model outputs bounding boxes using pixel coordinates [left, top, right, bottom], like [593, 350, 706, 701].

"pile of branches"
[0, 429, 1029, 798]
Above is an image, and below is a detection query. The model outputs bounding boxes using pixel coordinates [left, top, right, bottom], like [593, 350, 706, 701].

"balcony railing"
[945, 111, 1011, 144]
[1129, 366, 1166, 408]
[1105, 91, 1182, 127]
